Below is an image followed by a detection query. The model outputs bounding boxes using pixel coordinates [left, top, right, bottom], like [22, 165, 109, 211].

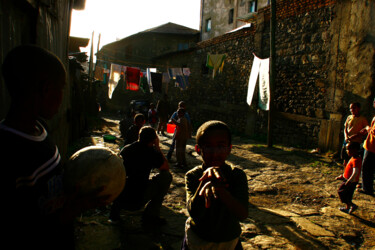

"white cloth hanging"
[108, 63, 122, 99]
[246, 55, 270, 110]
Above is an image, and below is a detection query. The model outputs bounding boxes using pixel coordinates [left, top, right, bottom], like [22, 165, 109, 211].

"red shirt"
[343, 156, 362, 182]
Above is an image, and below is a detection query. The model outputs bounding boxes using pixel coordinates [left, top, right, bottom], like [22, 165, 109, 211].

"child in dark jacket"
[182, 120, 249, 249]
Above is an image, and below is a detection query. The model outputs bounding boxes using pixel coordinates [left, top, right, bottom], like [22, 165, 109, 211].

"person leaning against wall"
[341, 102, 368, 168]
[358, 98, 375, 196]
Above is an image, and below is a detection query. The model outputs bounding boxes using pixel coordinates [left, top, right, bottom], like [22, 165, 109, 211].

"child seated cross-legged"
[182, 120, 249, 250]
[336, 142, 362, 214]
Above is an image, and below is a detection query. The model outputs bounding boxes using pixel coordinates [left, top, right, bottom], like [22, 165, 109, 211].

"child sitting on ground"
[182, 120, 249, 250]
[123, 113, 145, 145]
[336, 142, 362, 214]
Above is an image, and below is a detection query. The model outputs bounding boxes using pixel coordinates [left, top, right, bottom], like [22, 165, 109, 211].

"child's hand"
[335, 174, 344, 180]
[199, 166, 227, 184]
[360, 126, 369, 135]
[198, 179, 229, 208]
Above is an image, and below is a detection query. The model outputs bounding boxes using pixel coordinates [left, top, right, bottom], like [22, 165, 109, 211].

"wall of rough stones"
[156, 0, 375, 151]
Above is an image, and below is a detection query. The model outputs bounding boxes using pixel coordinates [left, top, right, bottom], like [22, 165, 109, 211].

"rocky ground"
[70, 113, 374, 250]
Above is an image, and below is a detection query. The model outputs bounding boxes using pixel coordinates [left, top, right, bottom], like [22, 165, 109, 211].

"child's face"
[135, 119, 145, 127]
[346, 146, 357, 157]
[40, 77, 65, 119]
[196, 129, 231, 167]
[349, 104, 360, 116]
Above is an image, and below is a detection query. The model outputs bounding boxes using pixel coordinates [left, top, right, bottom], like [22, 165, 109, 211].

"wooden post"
[268, 0, 276, 148]
[88, 31, 94, 80]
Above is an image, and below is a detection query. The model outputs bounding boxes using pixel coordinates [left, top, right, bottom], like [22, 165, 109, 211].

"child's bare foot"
[349, 204, 358, 214]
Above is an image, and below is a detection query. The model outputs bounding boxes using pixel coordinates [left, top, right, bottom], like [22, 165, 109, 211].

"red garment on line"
[126, 67, 140, 91]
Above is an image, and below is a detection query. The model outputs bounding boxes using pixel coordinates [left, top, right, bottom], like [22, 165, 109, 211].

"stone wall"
[157, 0, 375, 151]
[158, 27, 257, 132]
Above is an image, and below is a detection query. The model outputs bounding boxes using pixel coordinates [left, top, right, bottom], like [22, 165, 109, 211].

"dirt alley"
[70, 113, 374, 250]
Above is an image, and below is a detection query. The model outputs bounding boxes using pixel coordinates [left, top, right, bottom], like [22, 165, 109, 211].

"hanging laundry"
[183, 68, 191, 76]
[146, 68, 153, 93]
[162, 72, 170, 84]
[176, 75, 189, 90]
[258, 58, 270, 111]
[246, 56, 261, 106]
[151, 72, 162, 93]
[246, 55, 270, 111]
[108, 63, 122, 99]
[139, 74, 149, 93]
[168, 68, 183, 79]
[206, 53, 226, 78]
[126, 67, 140, 91]
[103, 66, 109, 84]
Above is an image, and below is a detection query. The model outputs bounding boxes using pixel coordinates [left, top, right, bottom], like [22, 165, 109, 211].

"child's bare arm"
[345, 167, 360, 185]
[171, 118, 180, 126]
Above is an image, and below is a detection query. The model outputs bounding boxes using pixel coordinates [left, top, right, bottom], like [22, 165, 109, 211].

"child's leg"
[176, 139, 185, 165]
[338, 181, 357, 210]
[167, 133, 176, 159]
[143, 170, 173, 218]
[182, 139, 187, 166]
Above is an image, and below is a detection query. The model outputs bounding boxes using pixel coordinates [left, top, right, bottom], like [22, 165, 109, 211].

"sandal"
[349, 204, 358, 214]
[339, 207, 349, 213]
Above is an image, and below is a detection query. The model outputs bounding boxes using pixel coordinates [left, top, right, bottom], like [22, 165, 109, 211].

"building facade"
[200, 0, 269, 41]
[96, 22, 199, 69]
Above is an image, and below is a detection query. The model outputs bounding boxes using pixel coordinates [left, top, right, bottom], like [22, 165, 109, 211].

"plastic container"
[167, 123, 176, 134]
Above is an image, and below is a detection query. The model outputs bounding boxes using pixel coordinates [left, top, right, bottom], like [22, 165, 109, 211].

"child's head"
[195, 120, 232, 167]
[349, 102, 361, 116]
[346, 142, 360, 157]
[178, 101, 186, 109]
[138, 126, 157, 145]
[134, 113, 145, 127]
[177, 108, 185, 118]
[2, 45, 66, 118]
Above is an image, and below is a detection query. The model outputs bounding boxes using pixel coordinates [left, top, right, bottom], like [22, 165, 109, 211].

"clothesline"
[95, 56, 184, 69]
[99, 61, 191, 98]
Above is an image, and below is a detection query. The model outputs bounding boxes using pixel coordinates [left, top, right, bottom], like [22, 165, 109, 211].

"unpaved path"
[71, 114, 374, 250]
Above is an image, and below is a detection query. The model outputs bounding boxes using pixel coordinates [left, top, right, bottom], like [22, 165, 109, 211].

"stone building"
[200, 0, 269, 41]
[156, 0, 375, 152]
[96, 22, 199, 68]
[94, 22, 200, 114]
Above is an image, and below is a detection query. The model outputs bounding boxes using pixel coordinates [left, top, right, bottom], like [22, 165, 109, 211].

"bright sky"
[70, 0, 201, 54]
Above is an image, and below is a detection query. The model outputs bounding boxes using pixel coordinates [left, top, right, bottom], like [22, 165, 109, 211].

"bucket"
[167, 123, 176, 134]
